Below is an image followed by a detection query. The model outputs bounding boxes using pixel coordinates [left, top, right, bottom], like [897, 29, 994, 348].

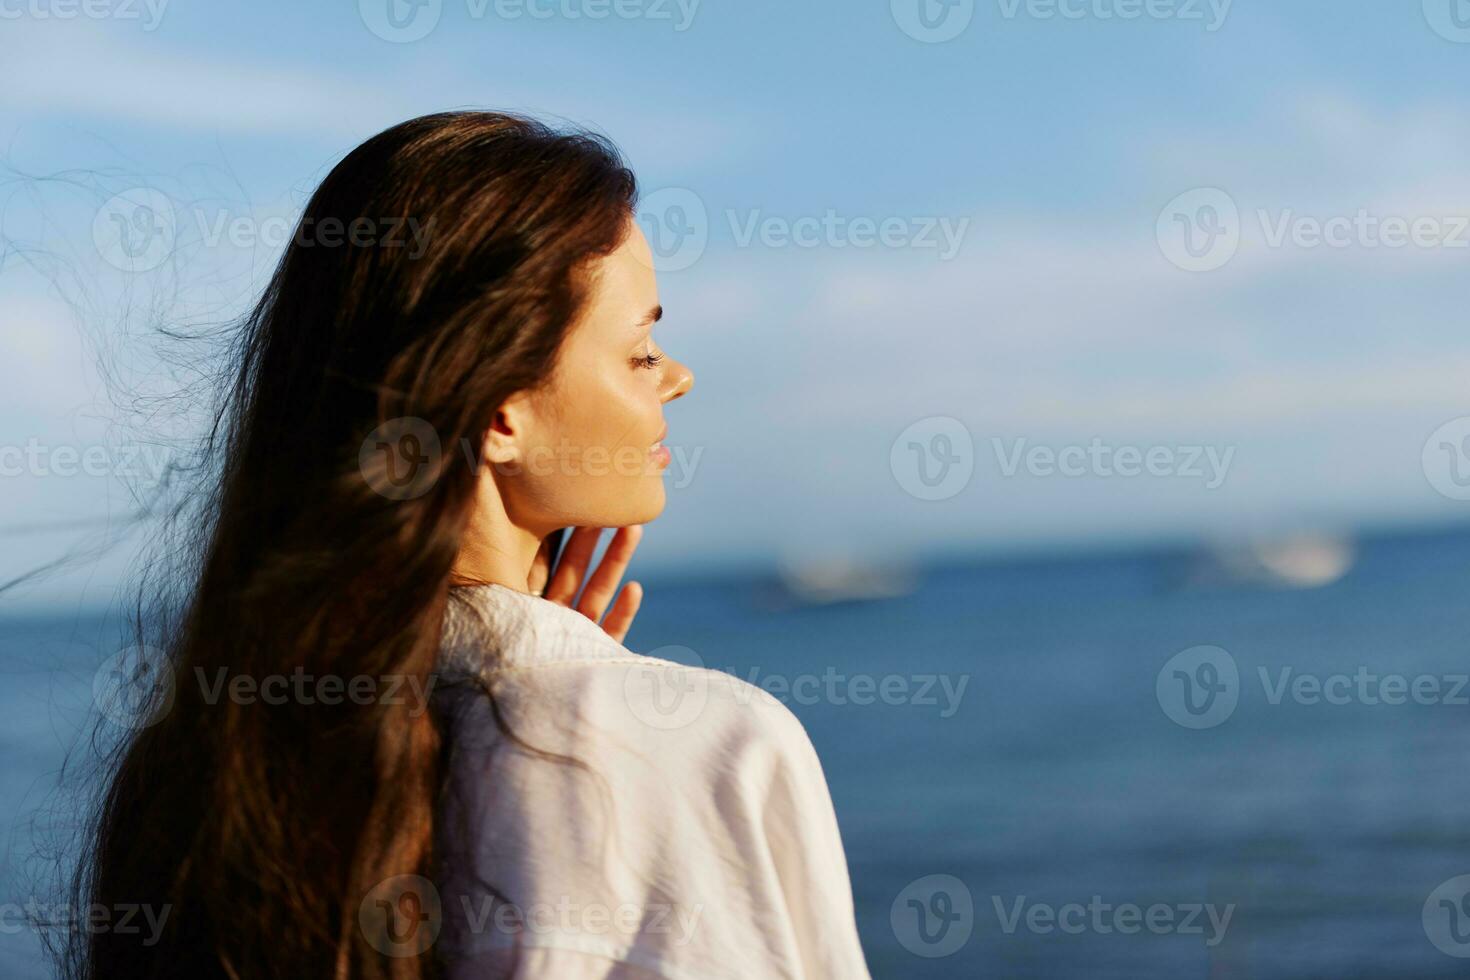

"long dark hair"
[64, 111, 637, 979]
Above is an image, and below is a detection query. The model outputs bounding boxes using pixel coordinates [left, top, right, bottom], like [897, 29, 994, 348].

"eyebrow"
[635, 305, 663, 330]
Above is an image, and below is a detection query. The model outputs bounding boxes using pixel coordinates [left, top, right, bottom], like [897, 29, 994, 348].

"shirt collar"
[436, 582, 629, 678]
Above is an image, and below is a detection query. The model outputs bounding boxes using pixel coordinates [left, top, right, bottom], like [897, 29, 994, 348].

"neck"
[449, 483, 545, 593]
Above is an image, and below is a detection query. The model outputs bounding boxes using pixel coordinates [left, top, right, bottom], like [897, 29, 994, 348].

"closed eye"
[632, 351, 665, 370]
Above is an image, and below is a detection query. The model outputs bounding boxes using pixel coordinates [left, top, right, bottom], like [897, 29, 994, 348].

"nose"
[661, 358, 694, 403]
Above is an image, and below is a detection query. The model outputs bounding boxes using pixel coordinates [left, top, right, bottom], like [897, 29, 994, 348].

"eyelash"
[632, 351, 664, 370]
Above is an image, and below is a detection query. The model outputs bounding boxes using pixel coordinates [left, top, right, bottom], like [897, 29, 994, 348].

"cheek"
[513, 370, 667, 525]
[560, 367, 660, 450]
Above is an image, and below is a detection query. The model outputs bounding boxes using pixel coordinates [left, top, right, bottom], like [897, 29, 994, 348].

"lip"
[649, 423, 671, 465]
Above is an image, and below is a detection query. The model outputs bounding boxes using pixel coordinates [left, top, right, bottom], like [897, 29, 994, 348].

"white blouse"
[431, 582, 872, 979]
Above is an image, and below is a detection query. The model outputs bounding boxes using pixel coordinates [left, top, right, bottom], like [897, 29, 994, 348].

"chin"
[615, 481, 666, 526]
[565, 487, 666, 529]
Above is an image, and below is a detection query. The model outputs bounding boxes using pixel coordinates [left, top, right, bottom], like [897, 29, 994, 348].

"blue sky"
[3, 0, 1470, 607]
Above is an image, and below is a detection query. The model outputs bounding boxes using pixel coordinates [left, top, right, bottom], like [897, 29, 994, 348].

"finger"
[576, 524, 643, 623]
[543, 526, 601, 605]
[600, 581, 642, 644]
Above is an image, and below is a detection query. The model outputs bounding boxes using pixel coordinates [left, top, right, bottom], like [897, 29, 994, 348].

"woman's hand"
[529, 525, 644, 644]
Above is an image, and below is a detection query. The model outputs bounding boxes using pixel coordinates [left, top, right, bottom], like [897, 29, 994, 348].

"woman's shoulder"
[556, 649, 819, 780]
[447, 602, 803, 754]
[442, 583, 790, 706]
[433, 588, 868, 980]
[435, 584, 824, 792]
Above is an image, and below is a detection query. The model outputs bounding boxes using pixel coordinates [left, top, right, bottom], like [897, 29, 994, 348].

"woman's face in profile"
[496, 217, 694, 532]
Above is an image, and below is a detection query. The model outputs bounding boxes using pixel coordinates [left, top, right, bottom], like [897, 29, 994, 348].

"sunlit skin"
[451, 218, 694, 641]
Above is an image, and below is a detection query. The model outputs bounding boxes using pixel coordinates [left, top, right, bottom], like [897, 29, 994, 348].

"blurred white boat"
[1178, 532, 1356, 591]
[773, 555, 918, 606]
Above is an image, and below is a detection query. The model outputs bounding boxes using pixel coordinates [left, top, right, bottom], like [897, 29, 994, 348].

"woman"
[72, 112, 871, 979]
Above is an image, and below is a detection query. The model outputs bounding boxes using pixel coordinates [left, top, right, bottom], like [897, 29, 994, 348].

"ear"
[480, 390, 534, 466]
